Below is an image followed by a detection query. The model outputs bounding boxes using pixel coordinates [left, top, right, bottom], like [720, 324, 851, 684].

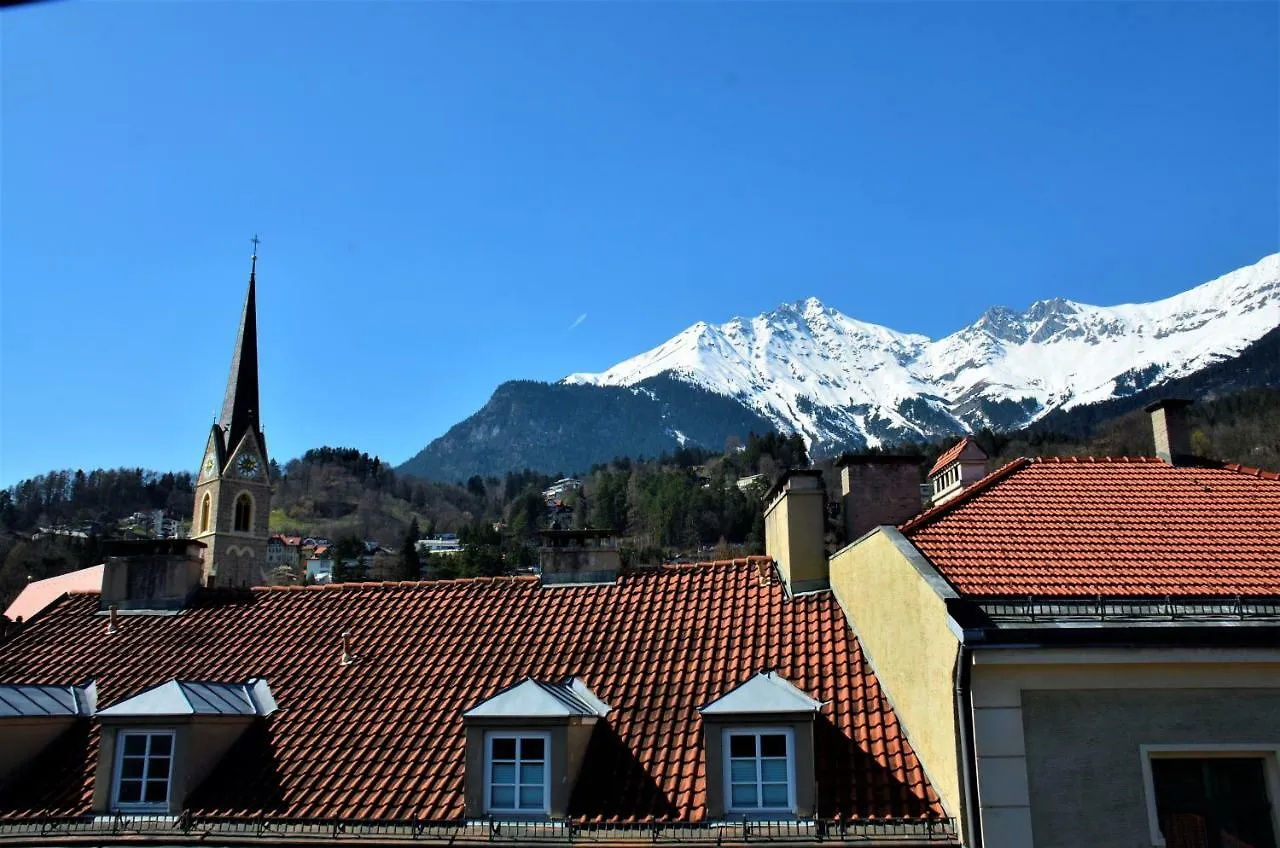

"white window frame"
[483, 731, 551, 816]
[722, 727, 796, 815]
[111, 729, 177, 813]
[1139, 744, 1280, 848]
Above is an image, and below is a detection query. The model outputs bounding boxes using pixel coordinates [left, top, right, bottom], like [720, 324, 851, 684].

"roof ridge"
[900, 457, 1032, 535]
[250, 575, 541, 594]
[1030, 455, 1165, 464]
[1221, 462, 1280, 481]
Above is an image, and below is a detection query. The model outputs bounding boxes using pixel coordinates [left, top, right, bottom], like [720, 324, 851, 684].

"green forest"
[3, 387, 1277, 611]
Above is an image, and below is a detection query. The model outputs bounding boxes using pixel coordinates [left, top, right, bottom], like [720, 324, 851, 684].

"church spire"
[219, 236, 263, 460]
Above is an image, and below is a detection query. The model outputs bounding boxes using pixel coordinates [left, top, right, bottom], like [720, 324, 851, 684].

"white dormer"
[462, 677, 610, 820]
[927, 437, 989, 505]
[699, 671, 826, 820]
[92, 679, 276, 816]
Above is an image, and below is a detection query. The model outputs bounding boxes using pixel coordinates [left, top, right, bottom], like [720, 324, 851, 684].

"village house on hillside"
[0, 249, 1276, 847]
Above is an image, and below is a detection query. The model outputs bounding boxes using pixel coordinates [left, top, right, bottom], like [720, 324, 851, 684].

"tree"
[401, 518, 423, 580]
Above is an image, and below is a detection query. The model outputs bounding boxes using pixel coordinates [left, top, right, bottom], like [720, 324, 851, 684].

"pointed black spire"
[219, 238, 262, 459]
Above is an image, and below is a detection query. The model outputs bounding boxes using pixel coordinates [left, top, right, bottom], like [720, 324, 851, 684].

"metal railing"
[0, 813, 958, 845]
[978, 595, 1280, 623]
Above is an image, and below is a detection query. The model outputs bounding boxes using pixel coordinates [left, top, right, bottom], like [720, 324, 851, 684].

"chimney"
[537, 529, 620, 585]
[837, 455, 924, 544]
[99, 539, 207, 612]
[763, 470, 827, 594]
[1144, 398, 1193, 465]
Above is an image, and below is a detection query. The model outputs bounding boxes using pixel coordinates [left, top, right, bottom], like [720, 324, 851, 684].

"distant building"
[541, 478, 581, 501]
[735, 473, 767, 494]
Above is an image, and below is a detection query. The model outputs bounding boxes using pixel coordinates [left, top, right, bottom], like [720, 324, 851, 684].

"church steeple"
[219, 236, 264, 462]
[193, 236, 273, 589]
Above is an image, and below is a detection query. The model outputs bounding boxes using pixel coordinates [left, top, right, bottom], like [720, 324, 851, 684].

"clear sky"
[2, 1, 1277, 485]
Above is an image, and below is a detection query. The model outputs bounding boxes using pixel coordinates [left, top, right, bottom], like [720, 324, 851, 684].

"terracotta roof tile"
[0, 561, 941, 823]
[903, 457, 1280, 597]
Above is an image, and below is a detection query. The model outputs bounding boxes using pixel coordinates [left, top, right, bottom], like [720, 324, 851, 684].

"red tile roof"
[902, 457, 1280, 597]
[2, 565, 103, 623]
[927, 436, 978, 478]
[0, 560, 941, 823]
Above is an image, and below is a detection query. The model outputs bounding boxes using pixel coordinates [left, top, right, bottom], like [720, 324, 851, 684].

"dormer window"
[486, 733, 550, 814]
[699, 672, 823, 819]
[92, 679, 276, 815]
[462, 677, 610, 820]
[112, 730, 175, 812]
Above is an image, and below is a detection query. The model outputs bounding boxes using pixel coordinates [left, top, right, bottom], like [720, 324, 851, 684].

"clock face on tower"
[203, 457, 216, 476]
[236, 454, 261, 478]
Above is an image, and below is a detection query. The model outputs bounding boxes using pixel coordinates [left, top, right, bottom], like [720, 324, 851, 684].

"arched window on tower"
[234, 493, 253, 533]
[200, 493, 211, 533]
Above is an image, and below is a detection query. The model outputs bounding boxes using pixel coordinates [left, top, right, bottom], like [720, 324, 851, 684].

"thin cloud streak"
[568, 313, 587, 331]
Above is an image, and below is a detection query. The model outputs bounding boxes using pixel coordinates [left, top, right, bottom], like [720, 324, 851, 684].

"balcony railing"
[0, 813, 958, 845]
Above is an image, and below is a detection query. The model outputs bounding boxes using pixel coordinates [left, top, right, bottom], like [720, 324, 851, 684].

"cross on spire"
[250, 233, 261, 276]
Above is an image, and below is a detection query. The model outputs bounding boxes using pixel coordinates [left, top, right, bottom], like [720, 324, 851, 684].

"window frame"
[722, 727, 797, 816]
[1139, 744, 1280, 848]
[111, 729, 177, 814]
[233, 492, 253, 533]
[199, 493, 211, 534]
[483, 730, 552, 817]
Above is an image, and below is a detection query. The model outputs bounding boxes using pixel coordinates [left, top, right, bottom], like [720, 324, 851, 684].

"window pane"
[729, 735, 756, 758]
[730, 759, 757, 784]
[761, 783, 789, 808]
[120, 757, 145, 780]
[117, 779, 143, 804]
[492, 738, 516, 760]
[143, 780, 168, 804]
[491, 762, 516, 785]
[519, 763, 544, 786]
[149, 735, 172, 757]
[122, 735, 147, 756]
[759, 734, 787, 758]
[520, 737, 544, 761]
[490, 785, 515, 809]
[149, 757, 172, 781]
[760, 758, 788, 783]
[731, 784, 759, 808]
[518, 785, 544, 809]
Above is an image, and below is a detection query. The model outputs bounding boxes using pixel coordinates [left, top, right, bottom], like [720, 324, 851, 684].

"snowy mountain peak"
[564, 254, 1280, 452]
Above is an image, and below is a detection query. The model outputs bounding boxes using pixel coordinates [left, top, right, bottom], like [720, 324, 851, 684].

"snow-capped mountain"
[564, 253, 1280, 452]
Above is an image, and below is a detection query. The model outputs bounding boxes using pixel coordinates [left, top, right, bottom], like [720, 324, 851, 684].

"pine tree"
[401, 518, 422, 580]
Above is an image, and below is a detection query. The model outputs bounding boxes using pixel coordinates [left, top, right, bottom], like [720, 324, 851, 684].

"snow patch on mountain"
[564, 254, 1280, 450]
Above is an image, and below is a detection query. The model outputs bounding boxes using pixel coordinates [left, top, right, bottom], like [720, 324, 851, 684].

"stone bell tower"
[191, 238, 272, 587]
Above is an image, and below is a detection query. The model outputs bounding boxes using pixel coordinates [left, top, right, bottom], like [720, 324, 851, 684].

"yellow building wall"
[828, 530, 965, 825]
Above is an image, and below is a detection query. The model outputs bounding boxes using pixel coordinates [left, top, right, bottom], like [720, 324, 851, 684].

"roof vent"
[340, 630, 357, 666]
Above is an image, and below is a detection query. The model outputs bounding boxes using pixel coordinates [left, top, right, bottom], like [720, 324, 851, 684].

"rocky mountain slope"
[401, 254, 1279, 480]
[566, 253, 1279, 453]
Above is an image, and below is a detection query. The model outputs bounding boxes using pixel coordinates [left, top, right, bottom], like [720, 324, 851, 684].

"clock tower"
[192, 242, 272, 587]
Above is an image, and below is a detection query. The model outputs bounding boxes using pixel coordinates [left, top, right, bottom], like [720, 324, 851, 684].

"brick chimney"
[763, 470, 827, 594]
[537, 529, 620, 585]
[1144, 398, 1193, 466]
[837, 455, 924, 544]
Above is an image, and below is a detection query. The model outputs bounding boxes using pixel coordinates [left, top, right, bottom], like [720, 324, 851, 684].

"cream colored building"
[767, 400, 1280, 848]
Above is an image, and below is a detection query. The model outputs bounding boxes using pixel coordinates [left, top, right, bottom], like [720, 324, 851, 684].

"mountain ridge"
[564, 253, 1279, 451]
[400, 254, 1279, 480]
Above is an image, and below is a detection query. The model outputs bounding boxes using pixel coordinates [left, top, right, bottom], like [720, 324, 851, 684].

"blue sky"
[2, 1, 1277, 485]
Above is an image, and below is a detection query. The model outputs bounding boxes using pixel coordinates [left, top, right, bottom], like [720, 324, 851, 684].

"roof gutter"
[954, 643, 982, 848]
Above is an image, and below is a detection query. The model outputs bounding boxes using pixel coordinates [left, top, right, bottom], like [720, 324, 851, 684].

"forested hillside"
[4, 388, 1277, 613]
